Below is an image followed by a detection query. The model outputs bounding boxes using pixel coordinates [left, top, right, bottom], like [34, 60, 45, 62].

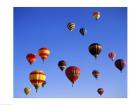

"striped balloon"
[38, 48, 50, 62]
[88, 43, 102, 59]
[29, 70, 46, 92]
[67, 22, 75, 31]
[93, 11, 101, 20]
[65, 66, 80, 87]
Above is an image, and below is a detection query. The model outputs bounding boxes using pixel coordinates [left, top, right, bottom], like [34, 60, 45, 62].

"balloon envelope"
[67, 22, 75, 31]
[115, 59, 126, 72]
[88, 43, 102, 59]
[24, 87, 31, 95]
[29, 70, 46, 92]
[38, 48, 50, 62]
[108, 52, 116, 61]
[92, 70, 100, 79]
[79, 28, 87, 36]
[26, 53, 36, 65]
[65, 66, 80, 86]
[58, 60, 67, 71]
[93, 11, 101, 20]
[97, 88, 104, 96]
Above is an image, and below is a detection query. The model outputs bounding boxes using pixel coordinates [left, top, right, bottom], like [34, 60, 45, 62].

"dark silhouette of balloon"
[24, 87, 31, 95]
[88, 43, 102, 59]
[42, 81, 46, 87]
[58, 60, 67, 71]
[29, 70, 46, 92]
[92, 11, 101, 20]
[92, 70, 100, 79]
[115, 59, 126, 72]
[97, 88, 104, 96]
[108, 52, 116, 61]
[67, 22, 75, 31]
[26, 53, 36, 65]
[38, 48, 50, 62]
[65, 66, 80, 87]
[79, 28, 87, 36]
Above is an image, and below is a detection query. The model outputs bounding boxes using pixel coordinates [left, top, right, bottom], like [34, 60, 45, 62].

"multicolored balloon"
[29, 70, 46, 92]
[88, 43, 102, 59]
[92, 70, 100, 79]
[79, 28, 87, 36]
[115, 59, 126, 72]
[58, 60, 67, 71]
[108, 52, 116, 61]
[97, 88, 104, 96]
[38, 48, 50, 62]
[93, 11, 101, 20]
[26, 53, 36, 65]
[65, 66, 80, 87]
[24, 87, 31, 95]
[67, 22, 75, 31]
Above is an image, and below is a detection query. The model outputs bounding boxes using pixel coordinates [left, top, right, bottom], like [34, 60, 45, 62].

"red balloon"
[26, 53, 36, 65]
[65, 66, 80, 87]
[115, 59, 126, 72]
[108, 52, 116, 61]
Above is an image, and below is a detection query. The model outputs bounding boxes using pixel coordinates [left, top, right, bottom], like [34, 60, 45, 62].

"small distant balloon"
[65, 66, 80, 87]
[115, 59, 126, 72]
[92, 11, 101, 20]
[108, 52, 116, 61]
[42, 81, 46, 87]
[24, 87, 31, 95]
[97, 88, 104, 96]
[88, 43, 102, 59]
[79, 28, 87, 36]
[38, 48, 50, 62]
[92, 70, 100, 79]
[58, 60, 67, 71]
[67, 22, 75, 31]
[26, 53, 36, 65]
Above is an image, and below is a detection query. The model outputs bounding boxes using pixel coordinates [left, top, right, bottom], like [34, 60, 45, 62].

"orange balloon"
[38, 48, 50, 62]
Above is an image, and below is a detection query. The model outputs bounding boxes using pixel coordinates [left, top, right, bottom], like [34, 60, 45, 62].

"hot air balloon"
[93, 11, 101, 20]
[24, 87, 31, 95]
[115, 59, 126, 72]
[79, 28, 87, 36]
[108, 52, 116, 61]
[58, 60, 67, 71]
[65, 66, 80, 87]
[29, 70, 46, 92]
[92, 70, 100, 79]
[38, 48, 50, 62]
[26, 53, 36, 65]
[42, 81, 46, 87]
[97, 88, 104, 96]
[88, 43, 102, 59]
[67, 22, 75, 31]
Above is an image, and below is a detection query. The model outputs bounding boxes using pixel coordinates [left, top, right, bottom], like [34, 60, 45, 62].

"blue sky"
[14, 7, 127, 98]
